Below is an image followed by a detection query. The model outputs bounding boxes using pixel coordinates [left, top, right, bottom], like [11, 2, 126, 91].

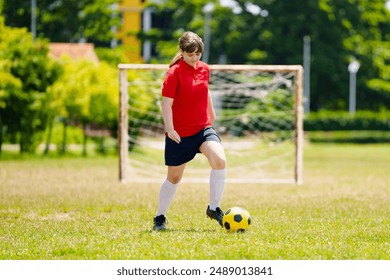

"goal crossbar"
[118, 64, 304, 185]
[119, 63, 302, 72]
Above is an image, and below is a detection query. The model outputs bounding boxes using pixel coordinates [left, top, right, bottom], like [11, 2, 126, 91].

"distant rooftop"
[49, 43, 99, 63]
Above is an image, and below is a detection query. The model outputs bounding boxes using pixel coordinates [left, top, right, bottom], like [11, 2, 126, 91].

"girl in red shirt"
[153, 31, 226, 230]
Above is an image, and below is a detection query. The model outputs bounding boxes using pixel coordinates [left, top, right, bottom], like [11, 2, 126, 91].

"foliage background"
[0, 0, 390, 154]
[145, 0, 390, 111]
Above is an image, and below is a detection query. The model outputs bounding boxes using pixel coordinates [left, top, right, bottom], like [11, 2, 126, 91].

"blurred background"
[0, 0, 389, 155]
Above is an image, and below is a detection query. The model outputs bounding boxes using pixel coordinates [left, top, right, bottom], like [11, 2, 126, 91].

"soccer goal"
[118, 64, 304, 185]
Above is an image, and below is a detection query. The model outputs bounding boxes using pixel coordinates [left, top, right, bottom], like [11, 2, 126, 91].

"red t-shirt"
[162, 59, 212, 137]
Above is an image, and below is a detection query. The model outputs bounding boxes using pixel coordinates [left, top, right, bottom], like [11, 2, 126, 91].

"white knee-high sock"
[156, 179, 178, 216]
[209, 168, 226, 210]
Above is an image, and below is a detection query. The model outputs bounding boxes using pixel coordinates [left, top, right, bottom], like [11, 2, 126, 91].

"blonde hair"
[169, 31, 205, 67]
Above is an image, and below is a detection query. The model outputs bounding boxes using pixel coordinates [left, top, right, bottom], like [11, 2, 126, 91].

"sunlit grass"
[0, 143, 389, 259]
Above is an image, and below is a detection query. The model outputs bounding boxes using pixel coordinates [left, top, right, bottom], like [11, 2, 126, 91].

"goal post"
[118, 64, 304, 185]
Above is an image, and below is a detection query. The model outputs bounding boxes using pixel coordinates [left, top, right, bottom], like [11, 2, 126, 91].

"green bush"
[307, 131, 390, 143]
[304, 110, 390, 131]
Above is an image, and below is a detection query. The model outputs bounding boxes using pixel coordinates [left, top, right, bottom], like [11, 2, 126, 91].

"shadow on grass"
[142, 228, 219, 234]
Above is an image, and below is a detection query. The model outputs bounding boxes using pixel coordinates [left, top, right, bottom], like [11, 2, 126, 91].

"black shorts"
[165, 127, 222, 166]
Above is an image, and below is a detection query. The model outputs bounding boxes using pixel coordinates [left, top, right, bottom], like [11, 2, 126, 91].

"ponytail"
[169, 52, 182, 68]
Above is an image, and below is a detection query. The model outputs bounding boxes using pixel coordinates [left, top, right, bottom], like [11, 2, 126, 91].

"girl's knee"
[167, 175, 182, 184]
[212, 157, 226, 170]
[167, 165, 185, 184]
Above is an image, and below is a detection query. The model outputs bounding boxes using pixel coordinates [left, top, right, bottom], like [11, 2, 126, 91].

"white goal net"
[118, 64, 303, 185]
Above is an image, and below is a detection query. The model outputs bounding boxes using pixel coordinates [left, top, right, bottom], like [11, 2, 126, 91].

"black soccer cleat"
[153, 215, 167, 231]
[206, 205, 224, 227]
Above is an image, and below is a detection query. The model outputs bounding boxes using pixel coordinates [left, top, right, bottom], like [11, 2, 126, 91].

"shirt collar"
[179, 59, 200, 70]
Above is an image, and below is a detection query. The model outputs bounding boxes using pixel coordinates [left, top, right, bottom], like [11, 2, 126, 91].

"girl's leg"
[156, 164, 186, 216]
[199, 141, 226, 170]
[199, 141, 226, 210]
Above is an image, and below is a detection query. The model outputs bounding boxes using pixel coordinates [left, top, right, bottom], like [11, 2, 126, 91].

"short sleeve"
[162, 68, 178, 98]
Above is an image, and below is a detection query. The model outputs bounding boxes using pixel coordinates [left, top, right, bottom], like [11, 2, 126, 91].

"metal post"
[110, 3, 118, 49]
[202, 3, 215, 63]
[349, 72, 356, 115]
[142, 7, 154, 62]
[348, 60, 360, 115]
[31, 0, 36, 40]
[303, 36, 311, 114]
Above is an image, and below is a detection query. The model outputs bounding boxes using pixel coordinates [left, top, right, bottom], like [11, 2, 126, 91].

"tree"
[2, 0, 120, 45]
[146, 0, 270, 64]
[49, 58, 118, 155]
[243, 0, 390, 110]
[0, 17, 61, 153]
[334, 0, 390, 110]
[257, 0, 350, 110]
[0, 61, 22, 155]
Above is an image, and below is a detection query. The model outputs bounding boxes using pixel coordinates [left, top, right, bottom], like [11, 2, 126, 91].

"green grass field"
[0, 143, 389, 260]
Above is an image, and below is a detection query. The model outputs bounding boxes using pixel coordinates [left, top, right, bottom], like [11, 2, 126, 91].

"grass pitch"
[0, 143, 389, 259]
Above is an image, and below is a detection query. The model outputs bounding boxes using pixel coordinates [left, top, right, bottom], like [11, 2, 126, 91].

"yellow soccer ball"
[222, 207, 251, 232]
